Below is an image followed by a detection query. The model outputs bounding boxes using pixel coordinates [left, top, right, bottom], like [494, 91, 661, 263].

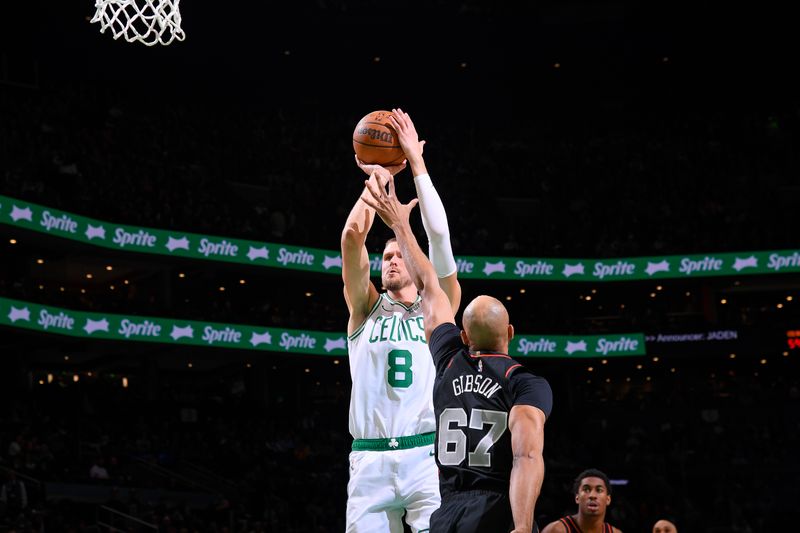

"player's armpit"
[342, 284, 379, 337]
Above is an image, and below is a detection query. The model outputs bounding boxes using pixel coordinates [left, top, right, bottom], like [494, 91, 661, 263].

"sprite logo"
[280, 332, 316, 351]
[593, 261, 635, 279]
[113, 228, 157, 248]
[596, 337, 639, 355]
[40, 211, 78, 233]
[119, 319, 162, 338]
[514, 260, 554, 278]
[10, 205, 33, 222]
[767, 252, 800, 271]
[198, 238, 239, 257]
[679, 257, 723, 275]
[456, 258, 474, 273]
[37, 309, 75, 331]
[517, 338, 557, 355]
[202, 326, 242, 345]
[277, 248, 314, 266]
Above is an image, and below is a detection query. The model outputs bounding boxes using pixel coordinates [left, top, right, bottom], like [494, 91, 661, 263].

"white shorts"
[346, 444, 440, 533]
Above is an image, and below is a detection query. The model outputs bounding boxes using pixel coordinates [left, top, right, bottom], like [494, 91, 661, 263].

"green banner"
[0, 297, 646, 358]
[3, 194, 798, 281]
[0, 194, 334, 274]
[512, 333, 646, 358]
[0, 296, 348, 356]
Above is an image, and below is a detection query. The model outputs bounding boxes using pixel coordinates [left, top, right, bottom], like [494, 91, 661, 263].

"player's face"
[381, 241, 412, 292]
[575, 477, 611, 517]
[653, 520, 677, 533]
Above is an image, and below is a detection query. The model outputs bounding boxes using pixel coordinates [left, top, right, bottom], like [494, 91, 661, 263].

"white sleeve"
[413, 173, 457, 278]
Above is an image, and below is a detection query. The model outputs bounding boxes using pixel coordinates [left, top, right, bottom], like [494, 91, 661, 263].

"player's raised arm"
[340, 167, 389, 336]
[508, 404, 547, 533]
[362, 175, 455, 341]
[389, 108, 462, 314]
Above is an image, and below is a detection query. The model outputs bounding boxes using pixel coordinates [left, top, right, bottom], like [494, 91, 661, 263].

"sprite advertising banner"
[0, 296, 348, 355]
[4, 194, 798, 281]
[0, 297, 646, 358]
[511, 333, 646, 358]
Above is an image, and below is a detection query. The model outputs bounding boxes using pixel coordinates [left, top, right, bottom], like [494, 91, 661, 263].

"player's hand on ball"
[361, 174, 418, 229]
[355, 155, 407, 178]
[389, 108, 425, 164]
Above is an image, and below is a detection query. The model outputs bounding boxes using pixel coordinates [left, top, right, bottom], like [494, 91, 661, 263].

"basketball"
[352, 110, 406, 166]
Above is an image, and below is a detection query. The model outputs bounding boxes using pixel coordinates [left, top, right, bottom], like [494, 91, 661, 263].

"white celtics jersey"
[347, 292, 436, 440]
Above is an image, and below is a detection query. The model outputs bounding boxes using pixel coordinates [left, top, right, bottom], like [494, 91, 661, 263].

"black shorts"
[430, 489, 539, 533]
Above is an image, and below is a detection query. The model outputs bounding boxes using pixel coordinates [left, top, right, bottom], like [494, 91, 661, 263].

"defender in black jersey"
[427, 322, 552, 532]
[363, 175, 552, 533]
[541, 469, 623, 533]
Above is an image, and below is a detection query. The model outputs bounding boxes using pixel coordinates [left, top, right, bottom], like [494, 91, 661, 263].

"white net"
[90, 0, 185, 47]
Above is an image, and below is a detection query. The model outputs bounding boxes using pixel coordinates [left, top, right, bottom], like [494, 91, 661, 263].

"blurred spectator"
[89, 457, 110, 480]
[0, 471, 28, 521]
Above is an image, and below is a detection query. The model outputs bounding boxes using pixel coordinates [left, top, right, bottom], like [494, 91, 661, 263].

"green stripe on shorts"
[352, 431, 435, 451]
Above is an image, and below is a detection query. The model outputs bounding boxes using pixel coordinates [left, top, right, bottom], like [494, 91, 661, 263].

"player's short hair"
[572, 468, 612, 495]
[383, 237, 398, 249]
[654, 517, 679, 530]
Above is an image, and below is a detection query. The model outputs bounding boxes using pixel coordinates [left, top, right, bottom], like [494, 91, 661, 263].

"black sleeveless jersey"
[428, 323, 553, 495]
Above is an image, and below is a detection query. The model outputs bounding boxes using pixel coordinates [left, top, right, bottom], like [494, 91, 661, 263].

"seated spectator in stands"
[89, 457, 110, 480]
[6, 435, 23, 461]
[0, 471, 28, 520]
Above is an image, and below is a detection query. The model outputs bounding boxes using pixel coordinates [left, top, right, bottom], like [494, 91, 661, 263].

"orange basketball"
[352, 110, 406, 166]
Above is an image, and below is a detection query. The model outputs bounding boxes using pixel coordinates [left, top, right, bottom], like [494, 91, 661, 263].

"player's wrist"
[408, 157, 427, 176]
[511, 521, 533, 532]
[406, 153, 424, 165]
[391, 220, 412, 236]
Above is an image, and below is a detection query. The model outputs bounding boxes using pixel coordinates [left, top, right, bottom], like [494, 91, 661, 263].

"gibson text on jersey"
[452, 374, 502, 399]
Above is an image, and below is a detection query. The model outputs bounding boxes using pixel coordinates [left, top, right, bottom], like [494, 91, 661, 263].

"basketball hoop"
[91, 0, 185, 47]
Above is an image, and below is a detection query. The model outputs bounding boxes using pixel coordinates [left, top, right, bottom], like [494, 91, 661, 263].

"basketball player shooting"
[341, 109, 461, 532]
[355, 109, 461, 312]
[363, 175, 552, 533]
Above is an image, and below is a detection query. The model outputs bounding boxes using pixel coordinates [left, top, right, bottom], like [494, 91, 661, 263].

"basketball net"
[91, 0, 185, 46]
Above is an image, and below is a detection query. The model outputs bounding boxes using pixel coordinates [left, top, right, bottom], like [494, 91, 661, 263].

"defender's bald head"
[462, 295, 511, 352]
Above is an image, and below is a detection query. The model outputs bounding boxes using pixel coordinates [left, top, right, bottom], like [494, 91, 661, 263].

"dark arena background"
[1, 1, 798, 531]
